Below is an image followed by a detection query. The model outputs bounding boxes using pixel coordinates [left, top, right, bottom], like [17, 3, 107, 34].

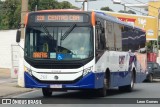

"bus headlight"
[83, 66, 93, 76]
[24, 66, 32, 76]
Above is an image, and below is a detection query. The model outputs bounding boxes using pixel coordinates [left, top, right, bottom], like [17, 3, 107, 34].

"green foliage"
[146, 41, 153, 52]
[127, 10, 136, 14]
[0, 0, 77, 30]
[144, 8, 148, 11]
[29, 0, 60, 11]
[119, 10, 136, 14]
[0, 0, 21, 30]
[0, 2, 3, 29]
[100, 6, 113, 11]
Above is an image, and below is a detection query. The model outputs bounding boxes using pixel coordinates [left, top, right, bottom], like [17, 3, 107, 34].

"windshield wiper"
[61, 23, 76, 40]
[40, 23, 53, 40]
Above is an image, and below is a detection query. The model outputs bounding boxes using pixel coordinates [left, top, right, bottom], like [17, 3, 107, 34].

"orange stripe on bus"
[91, 11, 95, 26]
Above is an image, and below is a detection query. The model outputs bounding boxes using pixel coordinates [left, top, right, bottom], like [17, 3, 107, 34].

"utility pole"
[83, 0, 88, 11]
[157, 8, 160, 56]
[18, 0, 28, 87]
[75, 0, 96, 11]
[21, 0, 28, 39]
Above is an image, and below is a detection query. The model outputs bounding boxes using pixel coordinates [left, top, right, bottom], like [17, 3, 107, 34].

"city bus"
[16, 9, 147, 97]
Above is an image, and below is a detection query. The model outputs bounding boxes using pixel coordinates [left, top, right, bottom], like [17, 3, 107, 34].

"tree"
[28, 0, 78, 11]
[29, 0, 61, 11]
[146, 41, 153, 52]
[127, 10, 136, 14]
[0, 0, 21, 30]
[144, 7, 148, 11]
[119, 10, 136, 14]
[119, 10, 127, 13]
[0, 0, 77, 30]
[0, 1, 3, 29]
[100, 6, 113, 11]
[60, 1, 72, 9]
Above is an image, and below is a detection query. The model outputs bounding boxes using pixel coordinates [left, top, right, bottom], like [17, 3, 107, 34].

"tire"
[97, 76, 108, 97]
[42, 88, 52, 97]
[119, 71, 135, 92]
[148, 74, 153, 82]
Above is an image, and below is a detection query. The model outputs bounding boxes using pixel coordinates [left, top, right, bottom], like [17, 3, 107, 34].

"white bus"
[16, 9, 147, 97]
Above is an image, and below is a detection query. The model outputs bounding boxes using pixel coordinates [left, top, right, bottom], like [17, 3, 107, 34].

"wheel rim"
[131, 72, 134, 88]
[104, 78, 107, 86]
[131, 77, 134, 88]
[150, 74, 153, 82]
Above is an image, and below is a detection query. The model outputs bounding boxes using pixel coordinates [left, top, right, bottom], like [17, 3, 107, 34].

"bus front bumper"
[24, 72, 104, 89]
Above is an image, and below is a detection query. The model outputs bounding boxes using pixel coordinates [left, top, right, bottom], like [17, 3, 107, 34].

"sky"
[57, 0, 151, 15]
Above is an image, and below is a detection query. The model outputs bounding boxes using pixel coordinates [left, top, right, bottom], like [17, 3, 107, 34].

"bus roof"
[25, 9, 145, 32]
[94, 10, 145, 32]
[100, 10, 155, 18]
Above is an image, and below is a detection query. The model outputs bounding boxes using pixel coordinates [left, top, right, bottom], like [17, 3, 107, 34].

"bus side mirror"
[16, 30, 21, 43]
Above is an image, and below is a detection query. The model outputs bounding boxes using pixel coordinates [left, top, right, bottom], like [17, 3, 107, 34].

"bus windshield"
[25, 26, 93, 61]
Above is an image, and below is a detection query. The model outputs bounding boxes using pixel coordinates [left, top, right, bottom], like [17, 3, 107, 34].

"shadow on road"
[32, 89, 142, 104]
[143, 79, 160, 83]
[38, 88, 141, 99]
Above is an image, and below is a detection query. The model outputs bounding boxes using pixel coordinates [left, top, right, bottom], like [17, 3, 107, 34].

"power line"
[121, 0, 148, 15]
[134, 0, 148, 4]
[134, 0, 159, 10]
[125, 6, 148, 15]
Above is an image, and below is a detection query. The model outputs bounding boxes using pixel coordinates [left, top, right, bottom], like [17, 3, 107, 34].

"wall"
[0, 30, 17, 68]
[148, 1, 160, 37]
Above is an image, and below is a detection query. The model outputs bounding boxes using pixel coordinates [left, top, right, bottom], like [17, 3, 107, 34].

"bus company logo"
[119, 56, 125, 68]
[54, 75, 59, 80]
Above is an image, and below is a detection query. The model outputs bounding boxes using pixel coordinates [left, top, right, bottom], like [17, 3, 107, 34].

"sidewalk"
[0, 68, 35, 98]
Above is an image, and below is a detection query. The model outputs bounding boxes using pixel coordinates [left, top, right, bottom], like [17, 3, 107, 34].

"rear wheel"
[42, 88, 52, 97]
[119, 71, 135, 92]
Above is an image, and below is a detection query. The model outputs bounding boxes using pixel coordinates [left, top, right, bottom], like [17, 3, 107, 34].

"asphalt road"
[13, 81, 160, 98]
[5, 80, 160, 107]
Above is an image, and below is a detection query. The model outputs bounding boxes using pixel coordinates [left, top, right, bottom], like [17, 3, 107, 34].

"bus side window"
[95, 19, 107, 61]
[122, 26, 129, 51]
[96, 19, 106, 50]
[96, 27, 106, 50]
[100, 28, 106, 50]
[95, 26, 106, 61]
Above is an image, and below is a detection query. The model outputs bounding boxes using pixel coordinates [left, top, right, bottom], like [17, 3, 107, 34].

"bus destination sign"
[35, 14, 84, 22]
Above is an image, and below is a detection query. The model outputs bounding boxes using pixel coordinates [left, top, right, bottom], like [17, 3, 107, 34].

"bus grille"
[31, 64, 82, 69]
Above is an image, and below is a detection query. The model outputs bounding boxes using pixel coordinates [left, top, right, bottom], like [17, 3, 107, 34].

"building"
[103, 11, 157, 41]
[148, 0, 160, 37]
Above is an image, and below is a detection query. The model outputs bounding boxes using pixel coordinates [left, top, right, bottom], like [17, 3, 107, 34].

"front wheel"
[42, 88, 52, 97]
[148, 74, 153, 82]
[97, 77, 108, 97]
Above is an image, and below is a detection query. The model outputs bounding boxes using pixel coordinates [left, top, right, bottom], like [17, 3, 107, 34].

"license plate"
[50, 84, 62, 88]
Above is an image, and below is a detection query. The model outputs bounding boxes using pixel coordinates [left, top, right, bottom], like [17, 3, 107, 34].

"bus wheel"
[119, 71, 135, 92]
[42, 88, 52, 97]
[97, 77, 108, 97]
